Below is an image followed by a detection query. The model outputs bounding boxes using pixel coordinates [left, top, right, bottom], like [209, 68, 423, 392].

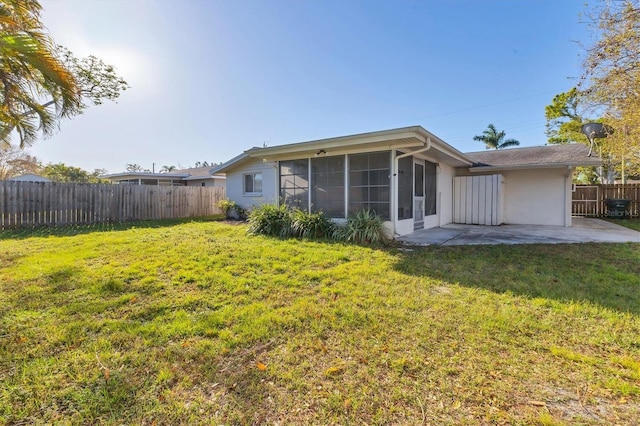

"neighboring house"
[7, 174, 51, 182]
[104, 166, 225, 187]
[213, 126, 601, 237]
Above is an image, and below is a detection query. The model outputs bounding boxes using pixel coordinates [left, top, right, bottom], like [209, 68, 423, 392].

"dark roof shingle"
[465, 144, 602, 169]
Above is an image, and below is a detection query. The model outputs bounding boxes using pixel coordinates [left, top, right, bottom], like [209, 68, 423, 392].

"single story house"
[213, 126, 601, 237]
[104, 166, 225, 187]
[7, 174, 52, 182]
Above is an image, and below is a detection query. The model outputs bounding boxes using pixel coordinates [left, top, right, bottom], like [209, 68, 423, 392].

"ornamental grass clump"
[247, 204, 293, 237]
[248, 205, 388, 244]
[291, 209, 335, 239]
[334, 209, 388, 244]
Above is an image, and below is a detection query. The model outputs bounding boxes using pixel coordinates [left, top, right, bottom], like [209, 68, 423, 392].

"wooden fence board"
[573, 184, 639, 217]
[0, 181, 225, 229]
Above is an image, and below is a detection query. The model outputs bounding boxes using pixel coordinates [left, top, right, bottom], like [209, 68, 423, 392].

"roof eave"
[244, 126, 475, 167]
[211, 153, 251, 174]
[468, 161, 603, 173]
[183, 175, 226, 181]
[415, 128, 474, 166]
[247, 127, 428, 160]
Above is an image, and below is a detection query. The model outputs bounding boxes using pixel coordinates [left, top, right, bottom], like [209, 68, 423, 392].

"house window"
[243, 172, 262, 195]
[280, 159, 309, 210]
[425, 161, 437, 215]
[397, 154, 413, 220]
[311, 156, 345, 217]
[348, 151, 390, 220]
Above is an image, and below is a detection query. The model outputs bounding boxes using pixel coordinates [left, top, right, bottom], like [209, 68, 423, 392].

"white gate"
[453, 175, 504, 225]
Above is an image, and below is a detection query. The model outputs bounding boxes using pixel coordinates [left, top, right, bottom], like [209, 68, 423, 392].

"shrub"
[334, 209, 388, 244]
[233, 205, 248, 220]
[217, 199, 248, 220]
[248, 205, 388, 245]
[217, 199, 237, 219]
[291, 210, 335, 239]
[247, 204, 293, 237]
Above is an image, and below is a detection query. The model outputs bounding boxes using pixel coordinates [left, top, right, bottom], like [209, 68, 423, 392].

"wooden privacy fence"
[572, 184, 639, 217]
[0, 181, 226, 229]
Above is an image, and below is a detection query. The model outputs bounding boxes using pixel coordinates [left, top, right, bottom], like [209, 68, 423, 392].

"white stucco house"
[213, 126, 601, 237]
[104, 166, 225, 187]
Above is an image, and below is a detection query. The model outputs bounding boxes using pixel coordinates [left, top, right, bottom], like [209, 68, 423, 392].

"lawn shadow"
[0, 215, 225, 241]
[392, 242, 640, 315]
[212, 340, 277, 424]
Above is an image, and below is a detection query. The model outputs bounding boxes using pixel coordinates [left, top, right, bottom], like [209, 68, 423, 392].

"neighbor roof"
[103, 166, 224, 181]
[465, 144, 602, 172]
[7, 173, 51, 182]
[103, 172, 189, 179]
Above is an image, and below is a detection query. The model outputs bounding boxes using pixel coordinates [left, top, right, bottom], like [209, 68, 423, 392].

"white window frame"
[243, 172, 262, 196]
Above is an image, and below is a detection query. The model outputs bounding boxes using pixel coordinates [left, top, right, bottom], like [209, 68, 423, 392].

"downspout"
[564, 166, 572, 227]
[393, 138, 432, 236]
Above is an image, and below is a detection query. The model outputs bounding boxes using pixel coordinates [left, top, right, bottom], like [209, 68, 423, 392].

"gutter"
[468, 161, 602, 173]
[392, 138, 432, 236]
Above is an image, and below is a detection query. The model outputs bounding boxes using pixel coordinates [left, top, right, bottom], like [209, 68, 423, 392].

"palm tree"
[473, 124, 520, 150]
[160, 165, 176, 173]
[0, 0, 80, 147]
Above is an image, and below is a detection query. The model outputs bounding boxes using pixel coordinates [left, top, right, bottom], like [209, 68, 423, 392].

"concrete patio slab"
[398, 217, 640, 246]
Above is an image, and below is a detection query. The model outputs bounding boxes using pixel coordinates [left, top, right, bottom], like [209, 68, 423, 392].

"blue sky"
[32, 0, 592, 173]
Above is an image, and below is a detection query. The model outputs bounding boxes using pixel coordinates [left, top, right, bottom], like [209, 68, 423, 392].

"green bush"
[247, 204, 293, 237]
[217, 199, 248, 220]
[291, 210, 335, 239]
[217, 199, 237, 219]
[248, 205, 387, 244]
[233, 205, 248, 220]
[334, 209, 388, 244]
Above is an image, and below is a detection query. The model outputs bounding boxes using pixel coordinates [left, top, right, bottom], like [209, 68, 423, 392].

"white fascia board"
[183, 175, 226, 181]
[468, 161, 602, 173]
[245, 128, 427, 159]
[210, 153, 251, 174]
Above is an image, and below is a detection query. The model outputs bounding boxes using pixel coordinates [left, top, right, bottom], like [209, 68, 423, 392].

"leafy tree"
[41, 162, 108, 183]
[579, 0, 640, 181]
[544, 88, 589, 145]
[0, 143, 41, 179]
[57, 46, 128, 111]
[0, 0, 128, 147]
[544, 88, 629, 183]
[473, 124, 520, 150]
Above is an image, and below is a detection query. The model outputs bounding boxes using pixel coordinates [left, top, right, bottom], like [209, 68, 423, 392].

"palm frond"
[498, 139, 520, 149]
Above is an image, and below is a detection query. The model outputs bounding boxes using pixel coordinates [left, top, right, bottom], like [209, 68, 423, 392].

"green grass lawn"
[1, 218, 639, 425]
[605, 217, 640, 232]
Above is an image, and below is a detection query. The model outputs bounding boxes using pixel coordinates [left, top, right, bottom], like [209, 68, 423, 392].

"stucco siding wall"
[501, 169, 568, 226]
[226, 160, 278, 209]
[437, 162, 456, 226]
